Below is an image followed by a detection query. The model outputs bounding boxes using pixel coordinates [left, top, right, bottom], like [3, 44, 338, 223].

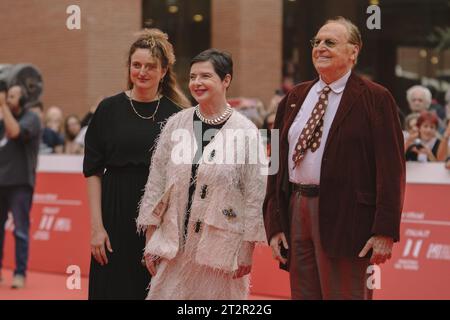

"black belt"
[291, 183, 320, 197]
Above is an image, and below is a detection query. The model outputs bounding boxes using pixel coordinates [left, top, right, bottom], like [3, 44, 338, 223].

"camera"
[413, 138, 424, 150]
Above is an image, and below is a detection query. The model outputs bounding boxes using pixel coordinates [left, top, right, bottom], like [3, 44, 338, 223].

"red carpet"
[0, 269, 88, 300]
[0, 269, 281, 300]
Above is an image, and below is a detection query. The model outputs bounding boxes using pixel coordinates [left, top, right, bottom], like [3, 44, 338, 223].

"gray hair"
[325, 16, 362, 64]
[326, 16, 362, 48]
[406, 85, 432, 106]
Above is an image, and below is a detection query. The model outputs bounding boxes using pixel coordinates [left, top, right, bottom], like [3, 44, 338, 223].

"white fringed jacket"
[136, 107, 267, 272]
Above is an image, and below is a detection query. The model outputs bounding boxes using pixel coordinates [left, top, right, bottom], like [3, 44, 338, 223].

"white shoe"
[11, 274, 26, 289]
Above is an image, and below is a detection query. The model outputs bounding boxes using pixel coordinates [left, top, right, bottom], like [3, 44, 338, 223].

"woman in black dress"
[83, 29, 190, 299]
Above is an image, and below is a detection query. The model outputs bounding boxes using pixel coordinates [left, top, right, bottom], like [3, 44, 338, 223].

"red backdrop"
[3, 172, 91, 276]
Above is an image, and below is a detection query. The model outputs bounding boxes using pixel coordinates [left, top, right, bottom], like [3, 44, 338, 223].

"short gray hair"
[406, 85, 432, 105]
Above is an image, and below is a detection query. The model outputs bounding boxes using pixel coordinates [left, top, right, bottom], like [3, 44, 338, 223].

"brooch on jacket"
[222, 208, 237, 219]
[194, 219, 202, 233]
[200, 185, 208, 199]
[209, 149, 216, 161]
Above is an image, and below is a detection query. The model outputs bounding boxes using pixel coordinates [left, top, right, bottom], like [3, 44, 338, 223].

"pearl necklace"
[195, 104, 233, 125]
[128, 89, 160, 121]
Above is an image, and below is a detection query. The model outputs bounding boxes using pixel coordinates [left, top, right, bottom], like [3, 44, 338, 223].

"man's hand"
[269, 232, 288, 265]
[358, 235, 394, 265]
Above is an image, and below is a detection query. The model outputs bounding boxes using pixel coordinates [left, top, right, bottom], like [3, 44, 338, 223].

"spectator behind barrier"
[228, 97, 265, 128]
[403, 113, 420, 152]
[63, 115, 83, 154]
[437, 119, 450, 162]
[267, 89, 284, 115]
[406, 85, 445, 133]
[405, 111, 441, 162]
[406, 85, 432, 114]
[427, 85, 446, 121]
[28, 101, 64, 154]
[44, 106, 64, 135]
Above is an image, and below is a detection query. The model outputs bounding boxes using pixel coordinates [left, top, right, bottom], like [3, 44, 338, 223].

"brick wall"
[0, 0, 141, 118]
[0, 0, 283, 116]
[211, 0, 282, 107]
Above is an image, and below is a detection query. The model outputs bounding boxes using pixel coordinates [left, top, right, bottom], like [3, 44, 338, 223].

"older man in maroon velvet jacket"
[263, 17, 405, 300]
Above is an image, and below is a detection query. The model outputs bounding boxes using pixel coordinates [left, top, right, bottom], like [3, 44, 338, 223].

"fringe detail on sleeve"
[136, 114, 180, 234]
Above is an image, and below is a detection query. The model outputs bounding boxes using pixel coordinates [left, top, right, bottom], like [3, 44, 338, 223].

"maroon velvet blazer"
[263, 72, 406, 270]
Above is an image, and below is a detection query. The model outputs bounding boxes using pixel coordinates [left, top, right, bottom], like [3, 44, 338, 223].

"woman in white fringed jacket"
[136, 49, 267, 299]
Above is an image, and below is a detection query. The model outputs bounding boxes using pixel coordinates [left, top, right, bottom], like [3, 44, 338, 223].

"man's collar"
[316, 69, 352, 94]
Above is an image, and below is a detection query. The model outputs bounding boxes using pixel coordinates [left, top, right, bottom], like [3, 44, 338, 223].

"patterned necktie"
[292, 86, 331, 168]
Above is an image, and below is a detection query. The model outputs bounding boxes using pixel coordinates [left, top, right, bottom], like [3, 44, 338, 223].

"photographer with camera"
[0, 83, 41, 289]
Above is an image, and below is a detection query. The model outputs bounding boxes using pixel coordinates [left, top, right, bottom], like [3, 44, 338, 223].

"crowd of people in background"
[1, 70, 449, 168]
[402, 84, 450, 168]
[1, 97, 104, 156]
[260, 80, 450, 169]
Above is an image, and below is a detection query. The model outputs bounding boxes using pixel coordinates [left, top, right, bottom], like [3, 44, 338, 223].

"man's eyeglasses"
[310, 38, 339, 48]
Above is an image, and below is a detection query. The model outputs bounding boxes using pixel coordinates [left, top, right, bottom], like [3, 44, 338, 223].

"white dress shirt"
[288, 70, 351, 184]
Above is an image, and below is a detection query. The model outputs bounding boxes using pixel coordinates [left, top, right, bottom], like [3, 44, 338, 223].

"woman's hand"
[90, 227, 113, 266]
[418, 145, 436, 161]
[405, 131, 419, 145]
[141, 226, 159, 275]
[443, 121, 450, 139]
[410, 145, 435, 161]
[232, 265, 252, 279]
[144, 254, 161, 276]
[417, 145, 431, 155]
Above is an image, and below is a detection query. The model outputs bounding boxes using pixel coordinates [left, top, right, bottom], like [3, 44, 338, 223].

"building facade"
[0, 0, 448, 118]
